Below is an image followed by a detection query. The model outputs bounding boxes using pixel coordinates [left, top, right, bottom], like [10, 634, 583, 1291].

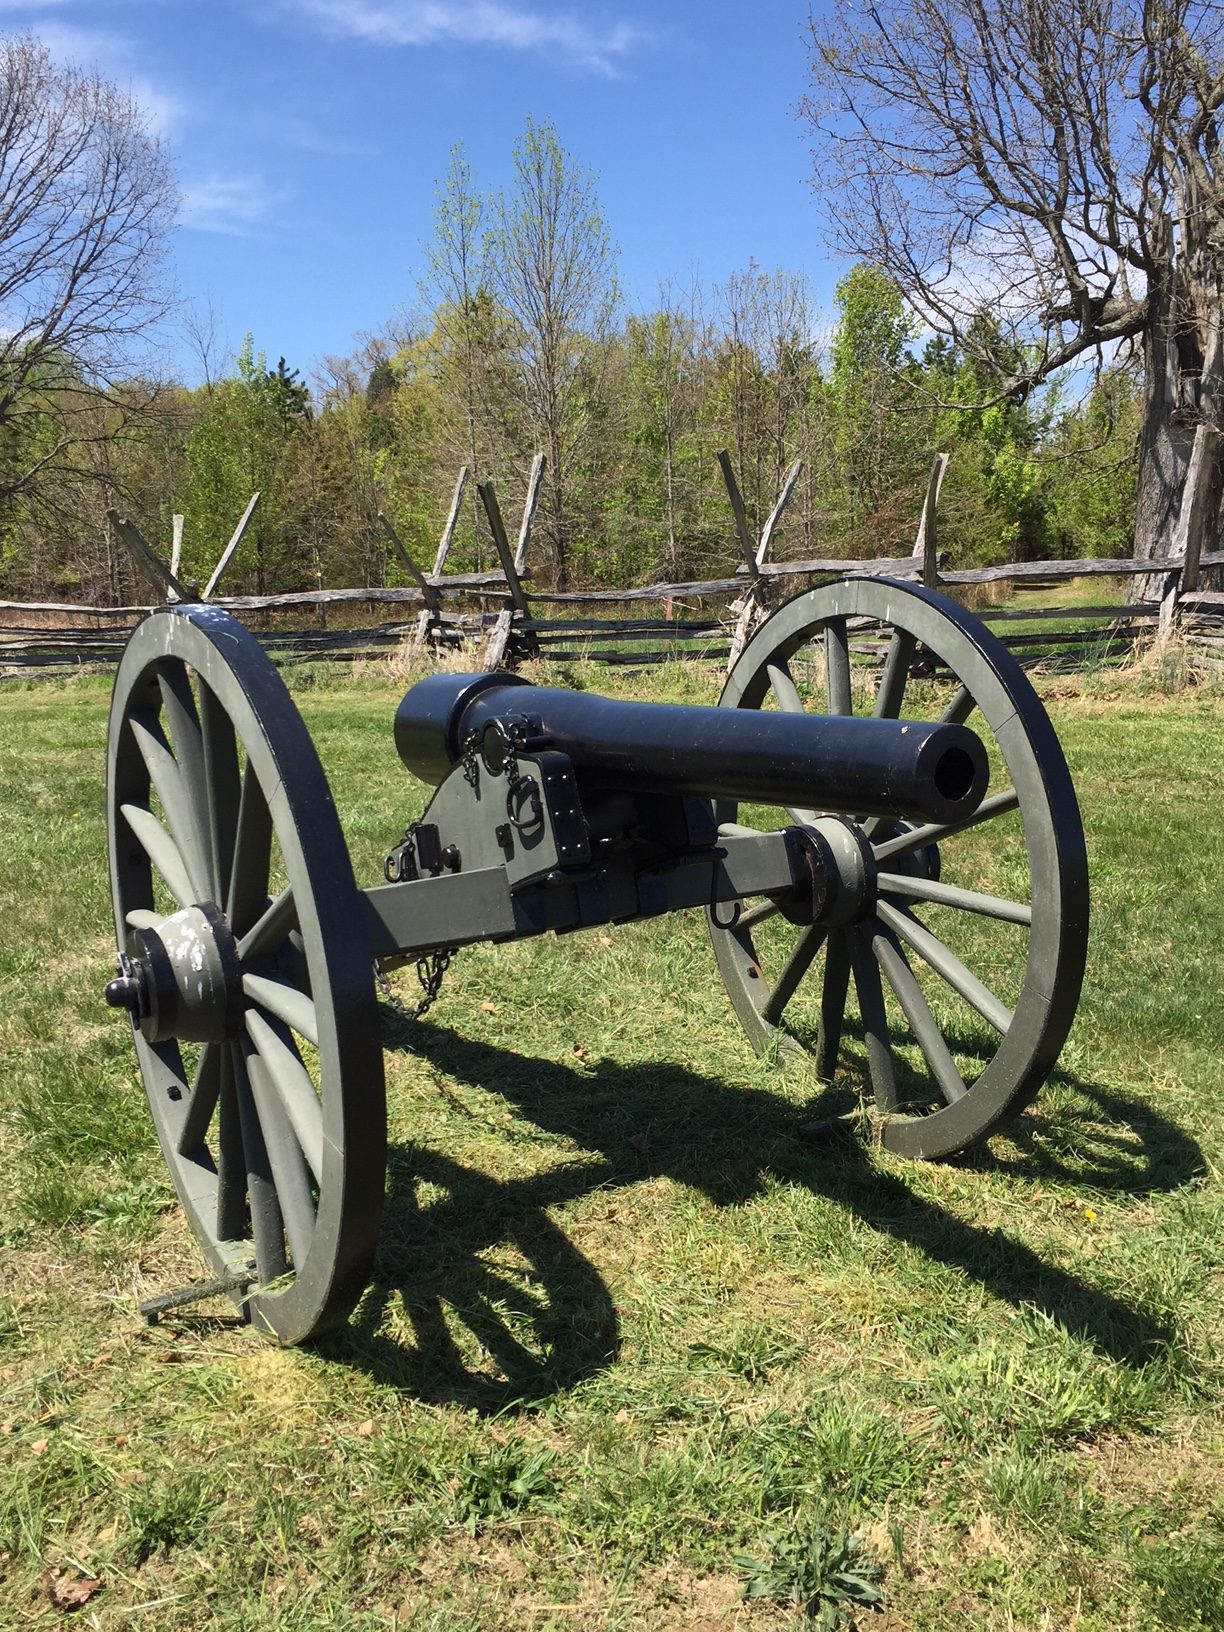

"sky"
[1, 0, 843, 385]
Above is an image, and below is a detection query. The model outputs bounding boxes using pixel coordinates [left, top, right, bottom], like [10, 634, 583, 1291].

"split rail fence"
[3, 452, 1222, 679]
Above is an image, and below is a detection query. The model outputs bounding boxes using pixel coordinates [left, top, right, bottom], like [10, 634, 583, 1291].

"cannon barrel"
[395, 673, 989, 826]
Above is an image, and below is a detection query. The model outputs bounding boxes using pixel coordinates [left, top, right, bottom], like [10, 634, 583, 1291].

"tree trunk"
[1134, 278, 1224, 600]
[547, 427, 567, 589]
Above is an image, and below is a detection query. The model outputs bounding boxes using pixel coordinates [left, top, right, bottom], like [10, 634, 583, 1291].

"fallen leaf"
[614, 1408, 631, 1424]
[91, 1353, 113, 1368]
[30, 1437, 49, 1456]
[42, 1566, 104, 1611]
[571, 1045, 589, 1059]
[479, 1002, 498, 1015]
[0, 1419, 16, 1435]
[95, 1523, 118, 1544]
[596, 935, 613, 946]
[355, 1419, 375, 1438]
[117, 1469, 148, 1486]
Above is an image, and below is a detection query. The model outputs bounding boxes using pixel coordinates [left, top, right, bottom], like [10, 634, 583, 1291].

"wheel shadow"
[337, 1010, 1205, 1401]
[328, 1142, 621, 1413]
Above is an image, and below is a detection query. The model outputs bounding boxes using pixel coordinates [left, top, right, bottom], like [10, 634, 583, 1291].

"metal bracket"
[138, 1267, 255, 1325]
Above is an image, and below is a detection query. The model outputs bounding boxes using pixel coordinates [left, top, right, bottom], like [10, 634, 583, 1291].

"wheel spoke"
[872, 786, 1021, 865]
[199, 681, 241, 906]
[738, 897, 781, 932]
[155, 665, 214, 888]
[877, 871, 1032, 926]
[816, 926, 852, 1081]
[156, 663, 206, 777]
[763, 922, 827, 1025]
[764, 664, 821, 823]
[232, 1042, 287, 1282]
[178, 1041, 223, 1155]
[867, 918, 967, 1104]
[243, 1038, 316, 1269]
[237, 887, 298, 963]
[244, 1008, 324, 1181]
[120, 802, 195, 909]
[876, 899, 1013, 1035]
[825, 619, 852, 715]
[128, 716, 211, 902]
[940, 683, 976, 726]
[125, 908, 164, 930]
[215, 1044, 247, 1242]
[227, 763, 273, 938]
[243, 971, 320, 1049]
[767, 661, 804, 713]
[850, 928, 899, 1112]
[872, 628, 917, 720]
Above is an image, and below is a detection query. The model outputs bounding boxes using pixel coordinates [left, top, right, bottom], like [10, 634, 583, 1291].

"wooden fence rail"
[4, 455, 1223, 677]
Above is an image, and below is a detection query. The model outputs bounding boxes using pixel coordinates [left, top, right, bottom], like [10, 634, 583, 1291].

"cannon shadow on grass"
[339, 1009, 1205, 1404]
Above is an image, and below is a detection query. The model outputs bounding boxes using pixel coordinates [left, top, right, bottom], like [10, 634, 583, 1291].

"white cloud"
[180, 173, 284, 235]
[286, 0, 646, 74]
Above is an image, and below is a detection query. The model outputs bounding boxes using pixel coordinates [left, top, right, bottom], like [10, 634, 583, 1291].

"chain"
[374, 946, 456, 1022]
[461, 730, 481, 789]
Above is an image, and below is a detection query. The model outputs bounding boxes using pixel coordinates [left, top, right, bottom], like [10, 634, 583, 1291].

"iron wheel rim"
[106, 604, 385, 1340]
[707, 576, 1089, 1159]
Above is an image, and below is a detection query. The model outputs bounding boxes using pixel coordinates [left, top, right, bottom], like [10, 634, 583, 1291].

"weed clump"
[454, 1441, 556, 1534]
[737, 1521, 885, 1626]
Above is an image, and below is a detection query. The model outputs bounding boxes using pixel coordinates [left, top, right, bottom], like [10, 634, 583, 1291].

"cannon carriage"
[103, 577, 1088, 1342]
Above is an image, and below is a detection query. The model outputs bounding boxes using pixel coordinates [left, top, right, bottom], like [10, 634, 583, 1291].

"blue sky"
[3, 0, 842, 384]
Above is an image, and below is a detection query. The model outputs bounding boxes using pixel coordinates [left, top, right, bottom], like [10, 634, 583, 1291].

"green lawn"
[0, 658, 1221, 1630]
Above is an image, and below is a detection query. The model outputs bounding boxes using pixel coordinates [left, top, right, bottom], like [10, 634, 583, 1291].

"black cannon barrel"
[394, 672, 989, 825]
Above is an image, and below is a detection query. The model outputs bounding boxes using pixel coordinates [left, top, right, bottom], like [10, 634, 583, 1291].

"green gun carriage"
[103, 577, 1088, 1343]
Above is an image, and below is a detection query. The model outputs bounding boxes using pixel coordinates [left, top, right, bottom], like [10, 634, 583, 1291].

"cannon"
[103, 577, 1088, 1342]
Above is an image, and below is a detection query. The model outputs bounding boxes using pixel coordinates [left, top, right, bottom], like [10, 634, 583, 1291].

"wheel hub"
[104, 902, 243, 1044]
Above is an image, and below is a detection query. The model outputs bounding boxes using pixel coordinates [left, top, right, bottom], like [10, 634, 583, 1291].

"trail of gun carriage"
[3, 8, 1224, 1631]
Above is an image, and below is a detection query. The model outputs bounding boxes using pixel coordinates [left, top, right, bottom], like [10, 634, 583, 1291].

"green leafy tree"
[618, 300, 711, 579]
[177, 338, 312, 594]
[1043, 369, 1143, 557]
[826, 264, 926, 550]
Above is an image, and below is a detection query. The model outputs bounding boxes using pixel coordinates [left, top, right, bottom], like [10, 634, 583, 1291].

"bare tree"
[423, 146, 487, 495]
[0, 35, 176, 518]
[182, 297, 227, 395]
[487, 116, 618, 587]
[802, 0, 1224, 566]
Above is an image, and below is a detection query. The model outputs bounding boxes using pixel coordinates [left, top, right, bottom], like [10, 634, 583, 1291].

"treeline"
[0, 122, 1142, 607]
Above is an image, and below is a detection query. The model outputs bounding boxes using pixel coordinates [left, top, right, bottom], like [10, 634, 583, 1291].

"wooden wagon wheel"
[707, 577, 1088, 1160]
[105, 604, 385, 1341]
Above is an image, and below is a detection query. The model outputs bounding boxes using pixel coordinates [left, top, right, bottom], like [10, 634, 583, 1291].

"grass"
[1, 654, 1223, 1629]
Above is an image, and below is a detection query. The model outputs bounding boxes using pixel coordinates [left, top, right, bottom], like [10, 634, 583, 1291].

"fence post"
[203, 494, 261, 599]
[107, 510, 191, 603]
[434, 466, 468, 576]
[724, 456, 803, 671]
[912, 454, 948, 588]
[479, 481, 538, 669]
[515, 452, 546, 574]
[379, 512, 441, 652]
